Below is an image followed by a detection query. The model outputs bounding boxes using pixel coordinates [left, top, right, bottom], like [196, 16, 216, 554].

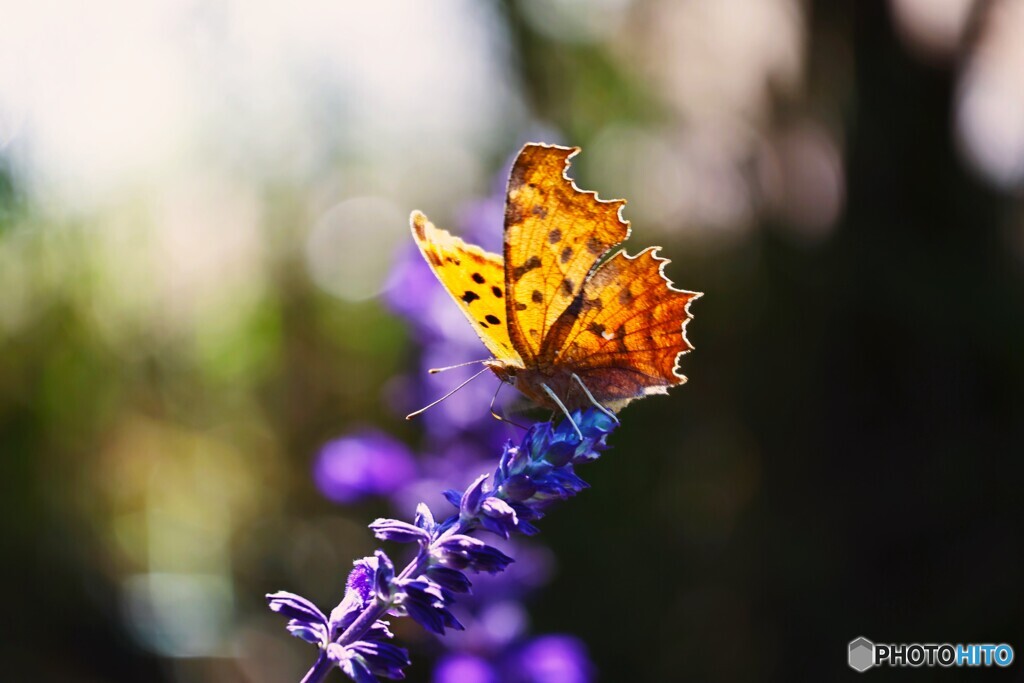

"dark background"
[1, 1, 1021, 681]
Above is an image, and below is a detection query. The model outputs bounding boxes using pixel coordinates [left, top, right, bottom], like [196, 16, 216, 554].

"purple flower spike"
[267, 409, 619, 683]
[314, 431, 417, 504]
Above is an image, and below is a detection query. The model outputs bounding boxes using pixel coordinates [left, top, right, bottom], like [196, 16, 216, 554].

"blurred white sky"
[0, 0, 521, 209]
[0, 0, 527, 340]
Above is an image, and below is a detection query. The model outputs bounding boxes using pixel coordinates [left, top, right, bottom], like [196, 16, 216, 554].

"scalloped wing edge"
[614, 245, 702, 386]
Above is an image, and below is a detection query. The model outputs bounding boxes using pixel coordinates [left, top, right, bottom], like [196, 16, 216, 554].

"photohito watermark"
[848, 637, 1014, 672]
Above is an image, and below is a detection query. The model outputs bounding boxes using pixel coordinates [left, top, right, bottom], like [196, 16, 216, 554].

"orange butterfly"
[410, 143, 700, 426]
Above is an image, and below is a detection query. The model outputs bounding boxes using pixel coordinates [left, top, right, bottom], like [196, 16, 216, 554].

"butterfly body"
[484, 362, 627, 414]
[411, 143, 700, 415]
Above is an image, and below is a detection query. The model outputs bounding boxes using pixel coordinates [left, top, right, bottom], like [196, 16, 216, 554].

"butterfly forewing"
[503, 144, 630, 363]
[410, 211, 522, 364]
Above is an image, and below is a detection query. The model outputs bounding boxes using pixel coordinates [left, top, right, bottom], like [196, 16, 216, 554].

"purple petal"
[434, 535, 514, 574]
[400, 582, 463, 635]
[443, 489, 462, 509]
[414, 503, 436, 531]
[374, 550, 396, 601]
[425, 566, 472, 594]
[328, 582, 371, 635]
[478, 514, 513, 539]
[266, 591, 328, 627]
[347, 557, 378, 602]
[285, 619, 329, 645]
[369, 518, 431, 545]
[500, 474, 537, 502]
[351, 640, 411, 679]
[481, 497, 518, 525]
[460, 473, 490, 516]
[340, 654, 379, 683]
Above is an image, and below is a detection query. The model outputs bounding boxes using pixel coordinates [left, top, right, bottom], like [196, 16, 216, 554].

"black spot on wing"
[560, 246, 573, 263]
[506, 201, 525, 226]
[561, 279, 574, 296]
[492, 286, 503, 298]
[531, 290, 543, 303]
[471, 273, 485, 284]
[461, 291, 480, 304]
[512, 256, 542, 280]
[548, 228, 561, 244]
[485, 314, 501, 325]
[566, 295, 584, 317]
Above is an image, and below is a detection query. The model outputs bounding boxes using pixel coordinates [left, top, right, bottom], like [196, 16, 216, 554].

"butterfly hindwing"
[410, 211, 522, 364]
[503, 144, 630, 363]
[545, 247, 700, 403]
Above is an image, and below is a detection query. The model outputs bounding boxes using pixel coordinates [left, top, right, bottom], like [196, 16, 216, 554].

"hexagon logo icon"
[848, 637, 875, 672]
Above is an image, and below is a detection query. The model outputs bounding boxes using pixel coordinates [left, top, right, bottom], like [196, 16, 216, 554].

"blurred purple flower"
[434, 653, 498, 683]
[382, 242, 448, 339]
[314, 431, 417, 504]
[454, 195, 504, 253]
[510, 635, 593, 683]
[433, 634, 593, 683]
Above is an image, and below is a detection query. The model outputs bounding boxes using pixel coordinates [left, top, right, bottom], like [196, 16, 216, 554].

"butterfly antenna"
[428, 358, 491, 374]
[489, 380, 528, 430]
[571, 373, 620, 424]
[406, 367, 490, 420]
[540, 383, 583, 440]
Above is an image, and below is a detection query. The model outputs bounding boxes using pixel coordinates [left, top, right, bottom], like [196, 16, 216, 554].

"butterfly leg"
[540, 383, 583, 440]
[490, 380, 528, 430]
[570, 373, 620, 424]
